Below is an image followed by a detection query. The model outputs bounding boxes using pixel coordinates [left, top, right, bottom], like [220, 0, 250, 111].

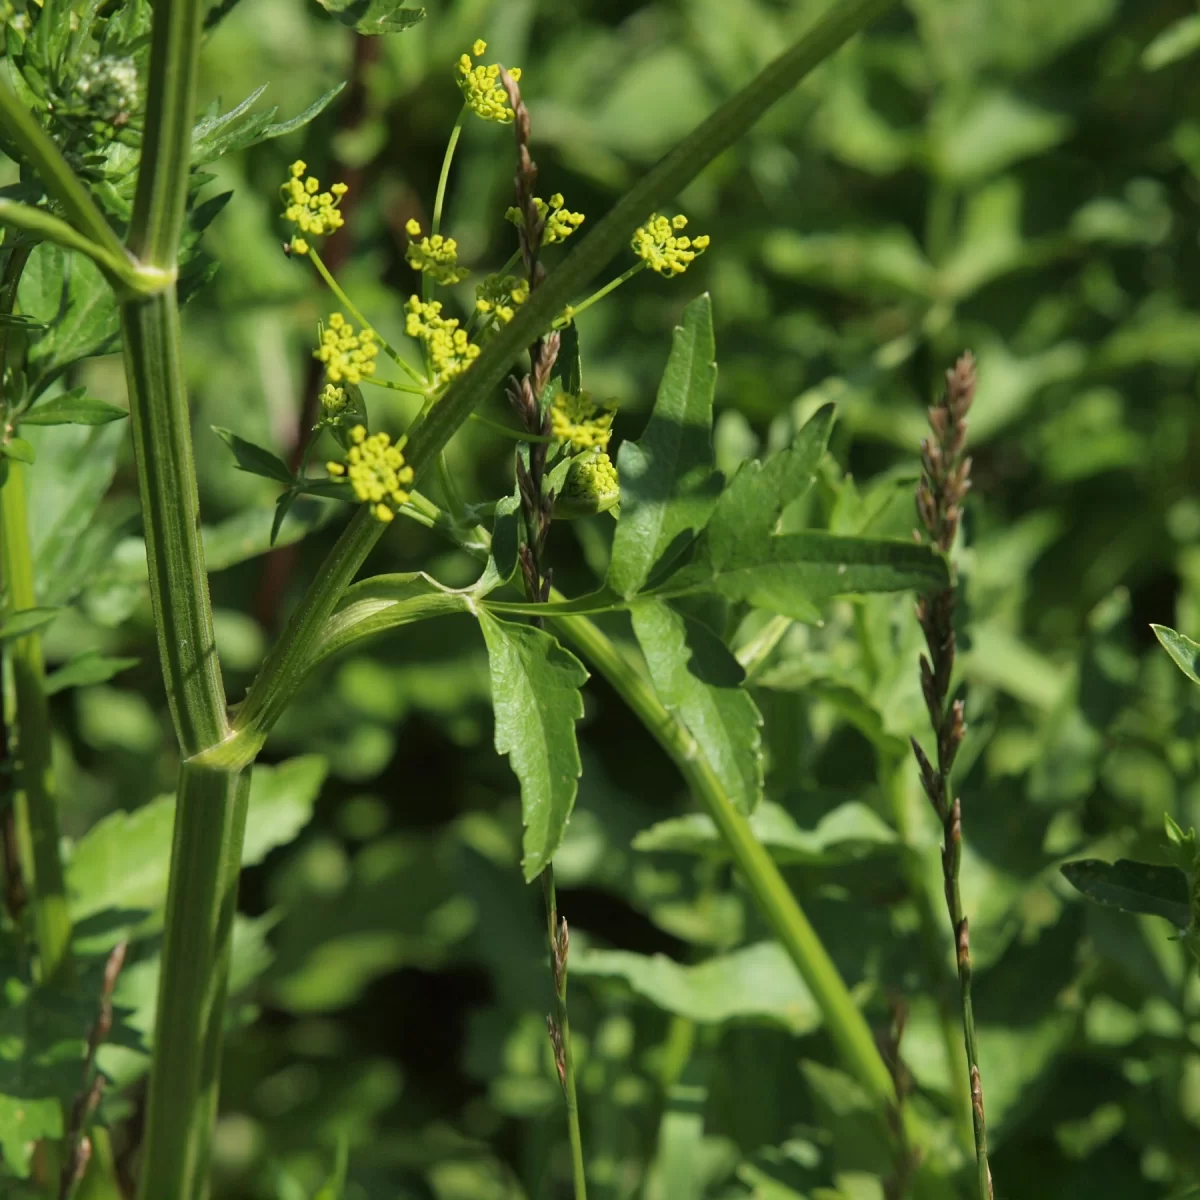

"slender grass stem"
[0, 464, 73, 986]
[309, 247, 427, 385]
[911, 354, 992, 1199]
[543, 867, 588, 1200]
[883, 753, 974, 1157]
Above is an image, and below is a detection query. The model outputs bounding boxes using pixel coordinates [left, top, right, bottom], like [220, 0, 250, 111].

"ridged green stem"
[120, 292, 228, 756]
[134, 762, 249, 1200]
[0, 463, 73, 986]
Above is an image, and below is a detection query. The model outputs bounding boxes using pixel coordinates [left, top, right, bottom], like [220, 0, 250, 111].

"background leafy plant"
[5, 0, 1200, 1198]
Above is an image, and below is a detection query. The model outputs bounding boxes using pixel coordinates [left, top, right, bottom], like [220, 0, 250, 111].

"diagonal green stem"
[546, 606, 899, 1115]
[0, 463, 73, 987]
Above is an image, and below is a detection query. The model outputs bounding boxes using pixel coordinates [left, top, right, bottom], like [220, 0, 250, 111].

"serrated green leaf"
[21, 387, 127, 426]
[609, 293, 721, 597]
[213, 426, 294, 484]
[311, 0, 424, 34]
[478, 612, 589, 881]
[68, 757, 327, 952]
[0, 606, 59, 640]
[1, 436, 35, 463]
[43, 650, 138, 695]
[1061, 858, 1191, 928]
[705, 403, 835, 564]
[633, 799, 898, 864]
[670, 530, 948, 621]
[573, 942, 820, 1034]
[1152, 624, 1200, 687]
[630, 597, 763, 814]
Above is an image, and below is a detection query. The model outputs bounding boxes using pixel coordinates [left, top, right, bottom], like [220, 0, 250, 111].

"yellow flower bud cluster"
[326, 425, 414, 524]
[319, 383, 348, 415]
[474, 273, 530, 326]
[315, 313, 379, 385]
[281, 161, 348, 255]
[631, 213, 710, 276]
[551, 390, 617, 452]
[404, 219, 470, 286]
[457, 40, 521, 123]
[505, 194, 586, 245]
[405, 296, 481, 387]
[559, 451, 621, 518]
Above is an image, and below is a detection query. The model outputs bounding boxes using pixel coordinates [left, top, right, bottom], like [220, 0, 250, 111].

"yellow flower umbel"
[631, 213, 710, 276]
[551, 391, 617, 452]
[315, 313, 379, 385]
[405, 296, 480, 387]
[474, 273, 530, 326]
[558, 451, 620, 519]
[456, 39, 521, 123]
[327, 425, 414, 523]
[505, 194, 586, 245]
[404, 219, 470, 285]
[281, 160, 348, 255]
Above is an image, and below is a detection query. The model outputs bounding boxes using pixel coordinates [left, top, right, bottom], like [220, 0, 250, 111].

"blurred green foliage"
[8, 0, 1200, 1196]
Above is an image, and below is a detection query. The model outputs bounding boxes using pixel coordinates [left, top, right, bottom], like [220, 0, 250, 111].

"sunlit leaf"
[478, 612, 588, 881]
[609, 292, 721, 597]
[1152, 624, 1200, 687]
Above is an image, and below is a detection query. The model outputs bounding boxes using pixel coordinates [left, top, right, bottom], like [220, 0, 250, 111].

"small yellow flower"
[558, 451, 620, 519]
[281, 160, 348, 253]
[631, 213, 711, 276]
[474, 273, 530, 326]
[550, 391, 617, 452]
[404, 220, 470, 286]
[505, 193, 586, 246]
[314, 313, 379, 385]
[456, 40, 521, 123]
[326, 424, 414, 523]
[405, 296, 481, 387]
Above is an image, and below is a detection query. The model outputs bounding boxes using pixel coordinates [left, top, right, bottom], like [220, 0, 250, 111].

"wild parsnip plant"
[0, 0, 996, 1194]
